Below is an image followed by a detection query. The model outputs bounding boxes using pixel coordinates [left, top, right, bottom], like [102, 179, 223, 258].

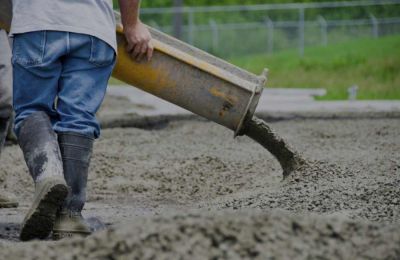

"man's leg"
[5, 111, 17, 145]
[0, 29, 18, 208]
[52, 33, 115, 239]
[12, 31, 68, 241]
[0, 29, 13, 151]
[13, 31, 61, 133]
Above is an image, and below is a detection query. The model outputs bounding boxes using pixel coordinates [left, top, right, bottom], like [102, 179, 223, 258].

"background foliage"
[111, 1, 400, 99]
[114, 0, 400, 17]
[114, 0, 400, 31]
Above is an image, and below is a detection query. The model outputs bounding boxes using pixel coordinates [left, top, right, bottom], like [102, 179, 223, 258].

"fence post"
[369, 14, 379, 38]
[209, 19, 219, 52]
[265, 16, 274, 54]
[188, 10, 195, 45]
[298, 7, 305, 57]
[173, 0, 183, 39]
[317, 15, 328, 46]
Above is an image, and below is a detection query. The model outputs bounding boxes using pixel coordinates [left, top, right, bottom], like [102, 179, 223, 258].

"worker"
[0, 28, 18, 209]
[10, 0, 153, 241]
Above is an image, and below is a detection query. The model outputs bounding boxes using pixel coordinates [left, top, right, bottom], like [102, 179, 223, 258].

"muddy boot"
[0, 118, 18, 208]
[53, 210, 91, 239]
[0, 192, 18, 208]
[52, 132, 93, 240]
[53, 212, 106, 240]
[6, 113, 17, 145]
[18, 112, 68, 241]
[0, 117, 9, 155]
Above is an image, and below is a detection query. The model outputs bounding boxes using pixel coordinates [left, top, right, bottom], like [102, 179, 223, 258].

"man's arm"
[118, 0, 153, 61]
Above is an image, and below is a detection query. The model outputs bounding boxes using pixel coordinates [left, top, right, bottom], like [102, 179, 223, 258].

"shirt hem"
[10, 24, 117, 52]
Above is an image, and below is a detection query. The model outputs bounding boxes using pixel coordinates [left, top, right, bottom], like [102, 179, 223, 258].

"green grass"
[229, 35, 400, 100]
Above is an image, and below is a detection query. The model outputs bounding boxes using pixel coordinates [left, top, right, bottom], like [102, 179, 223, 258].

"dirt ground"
[0, 95, 399, 259]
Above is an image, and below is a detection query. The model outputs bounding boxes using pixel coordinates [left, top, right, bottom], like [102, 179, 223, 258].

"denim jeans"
[12, 31, 115, 138]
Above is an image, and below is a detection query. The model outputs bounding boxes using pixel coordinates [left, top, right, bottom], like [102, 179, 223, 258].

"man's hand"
[119, 0, 153, 62]
[124, 21, 153, 62]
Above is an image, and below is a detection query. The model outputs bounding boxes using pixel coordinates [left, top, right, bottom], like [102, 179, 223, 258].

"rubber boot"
[0, 117, 18, 208]
[52, 132, 93, 240]
[18, 112, 68, 241]
[0, 192, 18, 208]
[0, 117, 9, 155]
[6, 113, 17, 145]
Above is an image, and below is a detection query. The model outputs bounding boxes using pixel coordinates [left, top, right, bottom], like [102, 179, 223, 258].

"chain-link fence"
[137, 0, 400, 58]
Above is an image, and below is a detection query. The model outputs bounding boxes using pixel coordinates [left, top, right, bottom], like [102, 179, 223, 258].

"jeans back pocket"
[89, 36, 115, 67]
[12, 31, 46, 67]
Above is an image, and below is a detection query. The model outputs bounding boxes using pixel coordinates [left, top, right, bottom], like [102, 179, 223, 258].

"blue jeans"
[12, 31, 115, 138]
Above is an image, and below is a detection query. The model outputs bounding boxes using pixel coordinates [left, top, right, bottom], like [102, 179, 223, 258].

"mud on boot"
[0, 116, 9, 156]
[18, 112, 68, 241]
[0, 192, 18, 208]
[52, 132, 94, 239]
[0, 118, 18, 208]
[52, 210, 91, 240]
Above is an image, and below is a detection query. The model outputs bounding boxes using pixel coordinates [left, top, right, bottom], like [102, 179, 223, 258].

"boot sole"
[52, 216, 94, 240]
[52, 230, 91, 240]
[20, 179, 68, 241]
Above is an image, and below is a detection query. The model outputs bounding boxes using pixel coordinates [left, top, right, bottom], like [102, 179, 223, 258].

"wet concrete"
[243, 116, 306, 177]
[0, 95, 399, 258]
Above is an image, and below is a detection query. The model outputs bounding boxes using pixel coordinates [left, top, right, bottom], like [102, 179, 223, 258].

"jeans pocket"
[89, 36, 115, 67]
[12, 31, 46, 67]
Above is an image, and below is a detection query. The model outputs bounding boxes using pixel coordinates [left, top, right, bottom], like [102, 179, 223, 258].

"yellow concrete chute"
[0, 3, 267, 136]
